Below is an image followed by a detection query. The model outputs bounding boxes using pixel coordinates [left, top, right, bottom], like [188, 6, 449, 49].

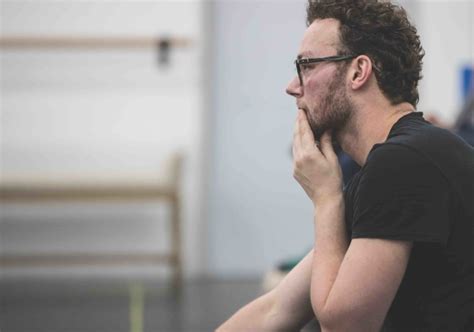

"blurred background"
[0, 0, 472, 331]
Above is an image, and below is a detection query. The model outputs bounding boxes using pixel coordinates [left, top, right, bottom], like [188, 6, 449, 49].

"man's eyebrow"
[297, 51, 314, 59]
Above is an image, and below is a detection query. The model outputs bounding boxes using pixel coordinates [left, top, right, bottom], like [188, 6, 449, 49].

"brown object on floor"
[0, 153, 183, 289]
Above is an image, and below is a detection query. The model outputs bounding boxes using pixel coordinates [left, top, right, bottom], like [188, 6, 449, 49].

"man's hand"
[292, 109, 343, 205]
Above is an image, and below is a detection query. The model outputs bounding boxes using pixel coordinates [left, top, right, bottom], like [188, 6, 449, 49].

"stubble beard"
[307, 66, 354, 141]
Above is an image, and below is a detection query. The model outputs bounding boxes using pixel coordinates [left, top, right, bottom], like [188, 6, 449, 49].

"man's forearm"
[216, 290, 277, 331]
[217, 250, 315, 331]
[217, 289, 310, 331]
[310, 194, 349, 327]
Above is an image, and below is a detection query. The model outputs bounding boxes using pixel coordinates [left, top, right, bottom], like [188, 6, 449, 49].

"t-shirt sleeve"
[351, 143, 452, 245]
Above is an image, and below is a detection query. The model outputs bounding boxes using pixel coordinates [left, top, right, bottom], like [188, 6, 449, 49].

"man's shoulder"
[368, 121, 474, 174]
[383, 115, 473, 159]
[357, 141, 448, 195]
[361, 125, 474, 209]
[365, 142, 427, 173]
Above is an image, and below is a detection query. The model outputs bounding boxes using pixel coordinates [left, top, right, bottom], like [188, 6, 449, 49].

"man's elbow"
[311, 303, 344, 332]
[312, 303, 381, 332]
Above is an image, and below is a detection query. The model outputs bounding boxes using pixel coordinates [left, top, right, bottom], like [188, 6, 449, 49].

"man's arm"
[293, 110, 412, 331]
[216, 249, 315, 331]
[310, 194, 411, 331]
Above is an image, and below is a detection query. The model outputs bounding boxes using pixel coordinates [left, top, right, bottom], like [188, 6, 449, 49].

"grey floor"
[0, 277, 320, 332]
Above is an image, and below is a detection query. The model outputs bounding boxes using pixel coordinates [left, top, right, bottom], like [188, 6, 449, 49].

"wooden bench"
[0, 154, 183, 288]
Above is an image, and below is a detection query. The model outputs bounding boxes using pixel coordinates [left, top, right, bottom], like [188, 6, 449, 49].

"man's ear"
[348, 55, 373, 90]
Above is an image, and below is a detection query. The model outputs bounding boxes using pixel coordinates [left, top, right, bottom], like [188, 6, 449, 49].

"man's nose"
[286, 75, 302, 98]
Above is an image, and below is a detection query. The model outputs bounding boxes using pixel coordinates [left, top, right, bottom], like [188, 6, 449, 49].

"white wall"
[416, 0, 473, 122]
[207, 0, 314, 278]
[206, 0, 473, 278]
[0, 0, 209, 279]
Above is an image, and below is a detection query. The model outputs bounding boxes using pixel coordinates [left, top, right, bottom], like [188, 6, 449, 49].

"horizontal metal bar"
[0, 36, 193, 49]
[0, 253, 178, 267]
[0, 186, 178, 202]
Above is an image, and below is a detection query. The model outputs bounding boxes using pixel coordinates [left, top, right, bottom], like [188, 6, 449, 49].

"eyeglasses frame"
[295, 54, 357, 86]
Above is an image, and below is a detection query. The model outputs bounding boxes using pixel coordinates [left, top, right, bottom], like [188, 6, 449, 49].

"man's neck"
[338, 102, 415, 166]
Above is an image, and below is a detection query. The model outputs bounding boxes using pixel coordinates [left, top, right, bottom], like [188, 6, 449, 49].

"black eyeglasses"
[295, 54, 357, 86]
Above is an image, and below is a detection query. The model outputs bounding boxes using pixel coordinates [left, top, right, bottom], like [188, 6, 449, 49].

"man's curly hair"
[307, 0, 424, 106]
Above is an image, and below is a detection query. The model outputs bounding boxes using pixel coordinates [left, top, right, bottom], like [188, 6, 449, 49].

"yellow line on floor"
[129, 283, 144, 332]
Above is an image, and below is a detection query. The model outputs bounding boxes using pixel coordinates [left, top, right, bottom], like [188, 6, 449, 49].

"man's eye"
[301, 64, 314, 72]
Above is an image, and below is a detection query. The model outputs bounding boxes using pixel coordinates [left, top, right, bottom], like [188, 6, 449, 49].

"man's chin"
[310, 125, 342, 150]
[309, 125, 325, 141]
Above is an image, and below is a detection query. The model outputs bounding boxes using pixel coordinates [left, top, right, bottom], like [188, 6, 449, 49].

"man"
[217, 0, 474, 331]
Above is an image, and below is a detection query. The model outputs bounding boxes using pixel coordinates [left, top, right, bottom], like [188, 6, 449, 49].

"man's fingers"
[293, 110, 303, 157]
[292, 139, 298, 160]
[297, 110, 319, 150]
[320, 130, 337, 159]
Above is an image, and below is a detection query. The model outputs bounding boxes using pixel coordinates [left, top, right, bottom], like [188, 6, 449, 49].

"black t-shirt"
[344, 112, 474, 331]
